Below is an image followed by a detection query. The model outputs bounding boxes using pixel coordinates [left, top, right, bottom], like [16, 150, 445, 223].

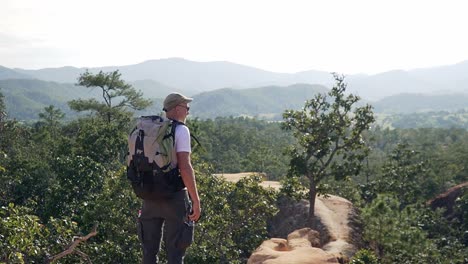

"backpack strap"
[134, 129, 145, 156]
[165, 119, 203, 151]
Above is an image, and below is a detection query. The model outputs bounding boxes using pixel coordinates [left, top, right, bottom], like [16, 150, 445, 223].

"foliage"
[187, 171, 278, 263]
[0, 203, 47, 263]
[38, 105, 65, 127]
[373, 93, 468, 114]
[278, 176, 308, 201]
[1, 105, 280, 263]
[282, 73, 374, 225]
[228, 175, 278, 260]
[454, 190, 468, 241]
[361, 194, 440, 263]
[190, 117, 294, 180]
[0, 89, 6, 121]
[417, 191, 468, 264]
[361, 127, 468, 202]
[0, 203, 79, 264]
[376, 109, 468, 129]
[71, 118, 128, 168]
[78, 167, 142, 263]
[320, 177, 362, 205]
[371, 143, 432, 207]
[350, 249, 379, 264]
[42, 155, 106, 220]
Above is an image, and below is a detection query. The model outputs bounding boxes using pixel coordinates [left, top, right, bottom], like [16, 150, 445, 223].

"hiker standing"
[139, 92, 201, 264]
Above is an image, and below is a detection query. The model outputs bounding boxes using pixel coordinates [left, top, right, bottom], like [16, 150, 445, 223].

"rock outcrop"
[251, 195, 361, 263]
[248, 228, 339, 264]
[427, 182, 468, 218]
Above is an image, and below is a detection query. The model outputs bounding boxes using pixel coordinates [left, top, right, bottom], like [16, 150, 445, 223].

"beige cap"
[163, 92, 193, 112]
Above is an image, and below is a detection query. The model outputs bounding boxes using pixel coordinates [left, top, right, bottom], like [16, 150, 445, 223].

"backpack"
[126, 115, 185, 199]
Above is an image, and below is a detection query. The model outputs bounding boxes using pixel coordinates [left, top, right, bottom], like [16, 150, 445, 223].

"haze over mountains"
[1, 58, 468, 120]
[9, 58, 335, 96]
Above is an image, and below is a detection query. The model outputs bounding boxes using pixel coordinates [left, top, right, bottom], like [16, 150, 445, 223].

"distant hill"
[14, 66, 85, 84]
[130, 79, 187, 99]
[0, 58, 335, 96]
[0, 79, 99, 120]
[346, 70, 440, 101]
[410, 60, 468, 88]
[0, 80, 328, 121]
[2, 58, 468, 122]
[190, 84, 329, 119]
[2, 58, 468, 100]
[8, 58, 315, 95]
[0, 66, 32, 80]
[0, 78, 183, 120]
[373, 93, 468, 113]
[1, 77, 467, 122]
[100, 58, 294, 94]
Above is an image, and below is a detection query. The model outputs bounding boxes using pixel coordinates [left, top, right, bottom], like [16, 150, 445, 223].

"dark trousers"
[139, 190, 191, 264]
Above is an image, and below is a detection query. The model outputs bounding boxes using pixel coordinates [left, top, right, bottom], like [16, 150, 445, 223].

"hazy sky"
[1, 0, 468, 74]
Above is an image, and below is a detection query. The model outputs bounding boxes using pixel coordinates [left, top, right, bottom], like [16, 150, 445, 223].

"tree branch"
[47, 223, 98, 263]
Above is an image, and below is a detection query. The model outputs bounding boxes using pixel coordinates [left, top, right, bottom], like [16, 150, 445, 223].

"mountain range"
[4, 58, 468, 99]
[1, 58, 468, 121]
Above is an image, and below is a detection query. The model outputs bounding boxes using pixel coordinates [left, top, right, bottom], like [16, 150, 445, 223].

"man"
[139, 92, 201, 263]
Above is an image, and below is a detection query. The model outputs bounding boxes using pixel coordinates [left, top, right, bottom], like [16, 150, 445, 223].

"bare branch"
[47, 223, 98, 263]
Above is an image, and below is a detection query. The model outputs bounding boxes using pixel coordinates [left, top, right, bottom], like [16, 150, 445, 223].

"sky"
[1, 0, 468, 74]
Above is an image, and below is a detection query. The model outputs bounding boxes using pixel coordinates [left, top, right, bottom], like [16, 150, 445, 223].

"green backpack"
[126, 115, 185, 199]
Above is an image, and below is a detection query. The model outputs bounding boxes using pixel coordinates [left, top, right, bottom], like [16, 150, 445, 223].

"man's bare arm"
[177, 151, 201, 221]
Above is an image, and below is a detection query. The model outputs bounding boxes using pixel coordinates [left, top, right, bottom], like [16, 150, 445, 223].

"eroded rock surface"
[248, 228, 339, 264]
[253, 195, 361, 263]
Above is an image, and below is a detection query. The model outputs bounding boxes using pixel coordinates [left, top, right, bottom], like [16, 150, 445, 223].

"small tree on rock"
[282, 73, 374, 226]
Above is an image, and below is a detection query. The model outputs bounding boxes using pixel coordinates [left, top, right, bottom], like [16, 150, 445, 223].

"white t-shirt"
[171, 124, 191, 168]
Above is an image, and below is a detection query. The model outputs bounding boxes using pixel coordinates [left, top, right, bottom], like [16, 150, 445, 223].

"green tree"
[350, 249, 379, 264]
[69, 70, 151, 124]
[361, 194, 439, 263]
[376, 143, 429, 207]
[0, 90, 6, 173]
[71, 118, 128, 167]
[282, 74, 374, 226]
[0, 90, 6, 123]
[38, 105, 64, 129]
[34, 105, 66, 149]
[79, 167, 142, 263]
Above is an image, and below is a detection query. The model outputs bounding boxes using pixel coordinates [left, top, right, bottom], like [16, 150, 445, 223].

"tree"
[361, 194, 439, 263]
[0, 91, 6, 167]
[186, 172, 277, 263]
[282, 74, 374, 226]
[36, 105, 65, 140]
[376, 143, 429, 207]
[69, 70, 152, 124]
[0, 90, 6, 123]
[38, 105, 65, 128]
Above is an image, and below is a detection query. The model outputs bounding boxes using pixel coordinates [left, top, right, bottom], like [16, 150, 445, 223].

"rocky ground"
[218, 172, 360, 263]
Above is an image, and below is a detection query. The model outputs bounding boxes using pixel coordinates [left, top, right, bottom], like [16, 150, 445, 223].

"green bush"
[350, 249, 379, 264]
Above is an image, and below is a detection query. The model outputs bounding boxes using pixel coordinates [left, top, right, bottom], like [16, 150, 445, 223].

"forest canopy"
[0, 73, 467, 263]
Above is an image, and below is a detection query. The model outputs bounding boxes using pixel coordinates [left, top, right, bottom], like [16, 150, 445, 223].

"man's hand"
[189, 201, 201, 222]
